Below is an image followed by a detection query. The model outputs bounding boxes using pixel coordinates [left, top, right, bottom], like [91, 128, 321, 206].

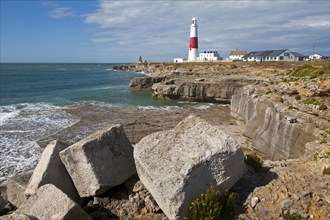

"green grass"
[290, 64, 329, 78]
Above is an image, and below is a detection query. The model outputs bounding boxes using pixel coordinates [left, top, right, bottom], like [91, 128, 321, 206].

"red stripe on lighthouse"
[189, 37, 198, 49]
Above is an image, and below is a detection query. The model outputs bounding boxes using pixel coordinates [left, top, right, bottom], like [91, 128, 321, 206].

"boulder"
[7, 171, 32, 207]
[60, 124, 136, 197]
[17, 184, 91, 220]
[0, 213, 37, 220]
[0, 196, 6, 214]
[24, 140, 82, 204]
[134, 115, 246, 219]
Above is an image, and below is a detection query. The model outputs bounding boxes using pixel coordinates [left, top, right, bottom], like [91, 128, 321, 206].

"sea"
[0, 63, 215, 182]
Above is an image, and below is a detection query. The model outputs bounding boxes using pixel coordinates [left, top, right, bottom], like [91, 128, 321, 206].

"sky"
[0, 0, 329, 63]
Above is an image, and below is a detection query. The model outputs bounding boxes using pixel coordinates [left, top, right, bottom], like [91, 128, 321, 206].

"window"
[284, 52, 290, 57]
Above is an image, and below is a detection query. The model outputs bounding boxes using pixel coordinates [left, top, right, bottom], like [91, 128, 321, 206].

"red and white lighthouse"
[188, 17, 198, 61]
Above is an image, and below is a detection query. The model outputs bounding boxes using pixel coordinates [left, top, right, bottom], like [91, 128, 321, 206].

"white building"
[243, 49, 305, 62]
[309, 53, 323, 60]
[198, 51, 221, 61]
[229, 50, 247, 61]
[174, 58, 184, 63]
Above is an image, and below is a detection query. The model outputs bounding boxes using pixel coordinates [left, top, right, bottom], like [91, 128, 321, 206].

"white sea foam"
[0, 103, 80, 182]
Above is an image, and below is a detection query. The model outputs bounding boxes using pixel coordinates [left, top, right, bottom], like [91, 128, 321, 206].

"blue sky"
[1, 0, 329, 63]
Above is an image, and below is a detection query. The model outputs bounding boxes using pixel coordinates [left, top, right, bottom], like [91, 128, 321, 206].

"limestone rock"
[25, 140, 81, 204]
[7, 171, 32, 207]
[152, 77, 263, 103]
[231, 85, 318, 160]
[0, 213, 37, 220]
[0, 196, 6, 214]
[17, 184, 91, 220]
[60, 124, 136, 197]
[134, 115, 246, 219]
[129, 76, 165, 91]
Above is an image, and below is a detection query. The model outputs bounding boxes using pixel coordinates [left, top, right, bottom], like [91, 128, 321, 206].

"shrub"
[325, 128, 330, 134]
[282, 211, 303, 220]
[319, 103, 327, 110]
[303, 98, 320, 105]
[319, 139, 326, 144]
[290, 64, 329, 78]
[185, 186, 221, 220]
[184, 187, 237, 220]
[219, 190, 236, 215]
[312, 152, 318, 161]
[245, 154, 264, 172]
[322, 167, 330, 175]
[295, 95, 301, 100]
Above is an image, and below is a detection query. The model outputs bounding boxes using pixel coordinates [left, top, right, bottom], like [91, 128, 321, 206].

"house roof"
[292, 52, 306, 57]
[244, 49, 288, 58]
[229, 50, 247, 56]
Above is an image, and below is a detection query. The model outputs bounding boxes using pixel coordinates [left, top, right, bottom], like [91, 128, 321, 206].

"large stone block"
[0, 195, 6, 215]
[134, 115, 246, 220]
[17, 184, 91, 220]
[25, 140, 81, 204]
[60, 124, 136, 197]
[0, 213, 37, 220]
[7, 171, 32, 207]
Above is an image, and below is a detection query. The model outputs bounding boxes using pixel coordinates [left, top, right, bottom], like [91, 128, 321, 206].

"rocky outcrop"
[152, 77, 264, 103]
[17, 184, 91, 220]
[60, 124, 136, 197]
[7, 171, 32, 207]
[231, 85, 319, 160]
[134, 115, 245, 219]
[25, 140, 81, 204]
[129, 76, 165, 91]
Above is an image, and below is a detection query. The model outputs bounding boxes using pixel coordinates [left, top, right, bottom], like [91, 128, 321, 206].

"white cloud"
[48, 7, 73, 19]
[83, 0, 330, 61]
[91, 37, 113, 43]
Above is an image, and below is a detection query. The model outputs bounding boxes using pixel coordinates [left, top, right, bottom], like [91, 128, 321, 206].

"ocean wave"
[0, 103, 80, 182]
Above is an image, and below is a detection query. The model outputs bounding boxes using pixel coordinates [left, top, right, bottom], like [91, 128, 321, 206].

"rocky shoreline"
[1, 61, 329, 219]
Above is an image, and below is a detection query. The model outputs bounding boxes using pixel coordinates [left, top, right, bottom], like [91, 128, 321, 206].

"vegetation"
[303, 98, 320, 105]
[319, 103, 328, 110]
[184, 187, 237, 220]
[325, 128, 330, 134]
[295, 95, 301, 100]
[290, 64, 329, 78]
[322, 167, 330, 175]
[245, 153, 264, 172]
[319, 128, 330, 145]
[283, 64, 330, 82]
[319, 139, 326, 144]
[282, 211, 303, 220]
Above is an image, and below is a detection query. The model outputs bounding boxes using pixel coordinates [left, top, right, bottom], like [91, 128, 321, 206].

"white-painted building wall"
[244, 49, 297, 62]
[198, 51, 221, 61]
[309, 54, 323, 60]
